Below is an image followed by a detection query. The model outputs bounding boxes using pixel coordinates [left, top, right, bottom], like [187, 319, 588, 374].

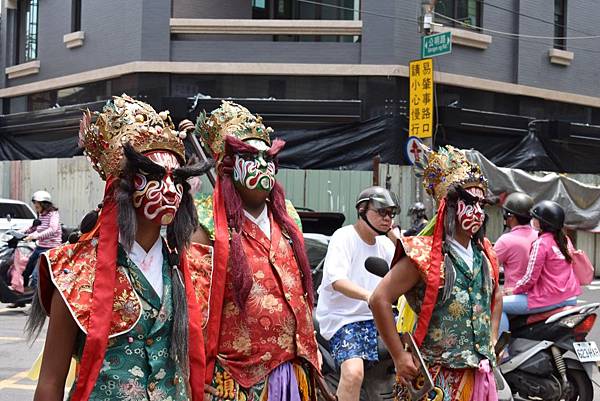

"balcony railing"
[170, 18, 362, 36]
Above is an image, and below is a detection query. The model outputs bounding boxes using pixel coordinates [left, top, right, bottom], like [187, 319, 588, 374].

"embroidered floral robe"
[195, 195, 318, 388]
[38, 238, 213, 401]
[398, 236, 498, 401]
[403, 237, 496, 367]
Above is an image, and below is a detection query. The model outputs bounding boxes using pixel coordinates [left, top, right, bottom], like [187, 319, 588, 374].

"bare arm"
[34, 290, 79, 401]
[369, 256, 421, 384]
[191, 226, 212, 246]
[332, 279, 371, 302]
[491, 285, 503, 345]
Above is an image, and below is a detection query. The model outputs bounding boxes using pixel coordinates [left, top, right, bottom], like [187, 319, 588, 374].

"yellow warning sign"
[409, 59, 434, 138]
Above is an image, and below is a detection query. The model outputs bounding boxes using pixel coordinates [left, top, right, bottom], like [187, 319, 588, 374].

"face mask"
[132, 151, 183, 225]
[456, 187, 485, 236]
[232, 140, 276, 191]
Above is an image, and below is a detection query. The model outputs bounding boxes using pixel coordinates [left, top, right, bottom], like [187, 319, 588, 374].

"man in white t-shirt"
[316, 186, 399, 401]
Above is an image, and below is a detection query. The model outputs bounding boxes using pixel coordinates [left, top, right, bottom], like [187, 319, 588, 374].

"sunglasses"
[368, 208, 397, 218]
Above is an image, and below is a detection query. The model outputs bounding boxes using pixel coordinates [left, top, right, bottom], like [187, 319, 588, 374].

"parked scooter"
[358, 256, 513, 401]
[501, 303, 600, 401]
[0, 230, 35, 305]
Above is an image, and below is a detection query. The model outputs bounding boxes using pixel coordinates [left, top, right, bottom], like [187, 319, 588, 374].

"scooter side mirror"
[365, 256, 389, 278]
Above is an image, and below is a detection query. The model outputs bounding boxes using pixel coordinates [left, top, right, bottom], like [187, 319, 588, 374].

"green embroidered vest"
[70, 246, 189, 401]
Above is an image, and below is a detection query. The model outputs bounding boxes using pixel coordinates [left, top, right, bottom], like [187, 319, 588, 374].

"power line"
[299, 0, 600, 55]
[473, 0, 593, 36]
[434, 12, 600, 40]
[297, 0, 418, 24]
[489, 30, 600, 55]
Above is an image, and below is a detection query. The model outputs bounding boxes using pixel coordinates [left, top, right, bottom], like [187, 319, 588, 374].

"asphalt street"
[1, 283, 600, 401]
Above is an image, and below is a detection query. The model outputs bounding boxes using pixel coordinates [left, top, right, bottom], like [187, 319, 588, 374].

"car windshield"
[0, 203, 35, 219]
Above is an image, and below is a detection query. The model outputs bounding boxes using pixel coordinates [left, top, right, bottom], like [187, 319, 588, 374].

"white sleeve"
[320, 231, 353, 289]
[381, 237, 396, 265]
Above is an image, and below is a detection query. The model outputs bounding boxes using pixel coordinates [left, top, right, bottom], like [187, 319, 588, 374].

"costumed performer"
[369, 145, 502, 401]
[27, 94, 213, 401]
[189, 101, 320, 401]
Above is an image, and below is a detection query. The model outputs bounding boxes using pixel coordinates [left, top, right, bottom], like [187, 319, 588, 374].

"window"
[16, 0, 39, 63]
[554, 0, 566, 50]
[436, 0, 482, 29]
[252, 0, 359, 21]
[0, 203, 36, 220]
[252, 0, 269, 19]
[71, 0, 82, 32]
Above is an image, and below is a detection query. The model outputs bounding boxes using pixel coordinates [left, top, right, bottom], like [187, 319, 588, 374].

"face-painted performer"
[189, 101, 319, 401]
[369, 145, 503, 401]
[27, 94, 213, 401]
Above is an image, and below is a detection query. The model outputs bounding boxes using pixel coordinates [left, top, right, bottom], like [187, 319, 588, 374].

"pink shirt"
[25, 210, 62, 248]
[513, 232, 581, 309]
[494, 225, 538, 289]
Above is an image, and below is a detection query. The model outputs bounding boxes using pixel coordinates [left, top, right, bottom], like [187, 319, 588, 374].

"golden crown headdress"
[195, 101, 273, 158]
[416, 144, 488, 202]
[79, 94, 186, 180]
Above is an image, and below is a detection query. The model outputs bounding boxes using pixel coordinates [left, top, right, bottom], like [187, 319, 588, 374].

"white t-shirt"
[315, 225, 396, 340]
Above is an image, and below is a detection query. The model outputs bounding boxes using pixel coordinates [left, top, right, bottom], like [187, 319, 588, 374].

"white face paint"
[232, 139, 276, 191]
[132, 151, 183, 225]
[456, 187, 485, 236]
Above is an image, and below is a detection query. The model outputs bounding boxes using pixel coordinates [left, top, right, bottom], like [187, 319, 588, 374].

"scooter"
[501, 303, 600, 401]
[0, 230, 35, 305]
[314, 316, 396, 401]
[359, 256, 514, 401]
[311, 253, 396, 401]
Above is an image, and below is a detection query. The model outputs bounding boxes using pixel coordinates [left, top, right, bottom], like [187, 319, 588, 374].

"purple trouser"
[268, 362, 301, 401]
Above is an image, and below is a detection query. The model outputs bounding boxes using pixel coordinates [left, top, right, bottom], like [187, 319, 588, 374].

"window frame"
[71, 0, 82, 32]
[554, 0, 567, 50]
[15, 0, 39, 64]
[435, 0, 483, 31]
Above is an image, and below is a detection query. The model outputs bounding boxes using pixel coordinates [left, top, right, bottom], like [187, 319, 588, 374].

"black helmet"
[531, 200, 565, 231]
[503, 192, 534, 218]
[356, 186, 399, 211]
[408, 202, 426, 216]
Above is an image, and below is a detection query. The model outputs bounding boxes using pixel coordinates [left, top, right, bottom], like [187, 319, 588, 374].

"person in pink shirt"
[500, 200, 581, 333]
[494, 192, 537, 290]
[21, 190, 62, 289]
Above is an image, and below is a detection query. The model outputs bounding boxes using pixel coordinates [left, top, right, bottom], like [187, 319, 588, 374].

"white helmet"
[32, 190, 52, 203]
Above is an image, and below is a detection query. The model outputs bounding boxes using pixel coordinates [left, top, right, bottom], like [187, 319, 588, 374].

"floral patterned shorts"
[329, 320, 379, 366]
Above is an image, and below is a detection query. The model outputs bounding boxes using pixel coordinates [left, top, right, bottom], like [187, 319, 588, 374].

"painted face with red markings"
[232, 139, 276, 192]
[132, 151, 183, 225]
[457, 187, 485, 236]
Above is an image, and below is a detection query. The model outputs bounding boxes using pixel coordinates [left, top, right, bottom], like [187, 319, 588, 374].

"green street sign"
[421, 31, 452, 59]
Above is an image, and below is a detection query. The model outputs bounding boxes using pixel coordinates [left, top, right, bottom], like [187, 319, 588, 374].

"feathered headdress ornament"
[79, 94, 186, 180]
[414, 144, 488, 203]
[194, 101, 273, 160]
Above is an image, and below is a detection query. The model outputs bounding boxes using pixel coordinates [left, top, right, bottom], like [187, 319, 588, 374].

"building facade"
[1, 0, 600, 169]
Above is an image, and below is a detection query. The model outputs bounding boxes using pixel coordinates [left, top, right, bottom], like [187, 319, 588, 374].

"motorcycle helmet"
[408, 202, 426, 217]
[355, 186, 399, 212]
[356, 186, 399, 235]
[31, 190, 52, 203]
[530, 200, 565, 231]
[503, 192, 534, 218]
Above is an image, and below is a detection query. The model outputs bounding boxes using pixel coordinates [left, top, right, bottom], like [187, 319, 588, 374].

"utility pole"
[419, 0, 436, 215]
[420, 0, 436, 35]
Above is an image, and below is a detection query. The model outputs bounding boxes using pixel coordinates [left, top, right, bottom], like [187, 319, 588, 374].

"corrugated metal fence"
[2, 157, 599, 274]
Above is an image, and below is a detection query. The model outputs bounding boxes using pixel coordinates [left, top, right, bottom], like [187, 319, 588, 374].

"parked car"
[0, 198, 36, 237]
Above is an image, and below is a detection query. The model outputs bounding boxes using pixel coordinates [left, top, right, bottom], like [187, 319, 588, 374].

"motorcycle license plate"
[573, 341, 600, 362]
